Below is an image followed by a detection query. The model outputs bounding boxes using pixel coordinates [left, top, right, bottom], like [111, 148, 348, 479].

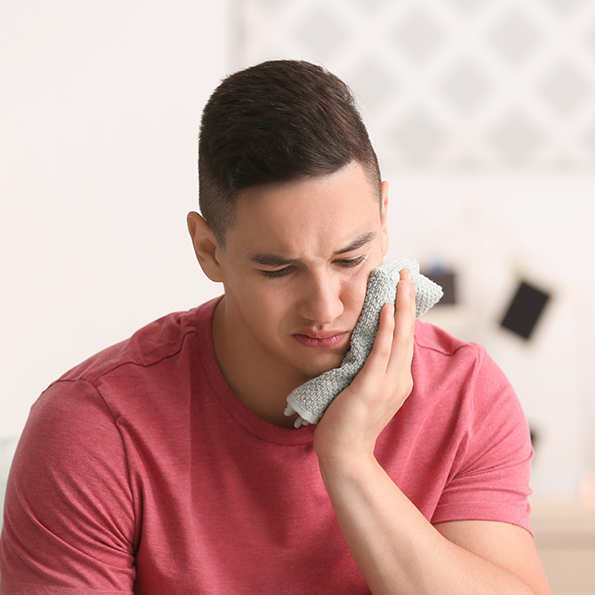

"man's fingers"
[369, 301, 396, 371]
[349, 269, 416, 398]
[350, 302, 395, 394]
[387, 269, 416, 378]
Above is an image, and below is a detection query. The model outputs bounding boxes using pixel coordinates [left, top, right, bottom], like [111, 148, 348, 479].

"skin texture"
[187, 162, 553, 595]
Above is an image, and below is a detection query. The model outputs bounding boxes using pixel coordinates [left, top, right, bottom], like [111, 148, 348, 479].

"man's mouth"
[293, 331, 349, 349]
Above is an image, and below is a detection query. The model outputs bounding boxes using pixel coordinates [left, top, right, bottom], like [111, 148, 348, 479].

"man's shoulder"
[58, 298, 220, 386]
[411, 320, 494, 389]
[413, 319, 481, 359]
[411, 321, 514, 410]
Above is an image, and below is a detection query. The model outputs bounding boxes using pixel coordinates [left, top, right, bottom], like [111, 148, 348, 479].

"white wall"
[0, 1, 232, 437]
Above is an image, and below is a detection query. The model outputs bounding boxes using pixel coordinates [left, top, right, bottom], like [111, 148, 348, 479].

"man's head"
[188, 61, 390, 407]
[198, 59, 381, 245]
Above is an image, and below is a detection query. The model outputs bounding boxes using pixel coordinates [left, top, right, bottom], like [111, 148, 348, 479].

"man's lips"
[293, 331, 349, 349]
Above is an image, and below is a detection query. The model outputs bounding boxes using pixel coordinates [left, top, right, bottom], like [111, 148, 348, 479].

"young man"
[1, 60, 551, 594]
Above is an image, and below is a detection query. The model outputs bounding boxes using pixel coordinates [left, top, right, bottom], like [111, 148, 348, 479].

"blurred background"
[2, 0, 595, 505]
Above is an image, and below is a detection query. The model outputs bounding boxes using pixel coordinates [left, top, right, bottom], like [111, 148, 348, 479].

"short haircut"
[198, 59, 381, 244]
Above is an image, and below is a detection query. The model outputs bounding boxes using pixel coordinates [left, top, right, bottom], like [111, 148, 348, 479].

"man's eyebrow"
[248, 253, 299, 267]
[333, 231, 377, 255]
[248, 231, 377, 268]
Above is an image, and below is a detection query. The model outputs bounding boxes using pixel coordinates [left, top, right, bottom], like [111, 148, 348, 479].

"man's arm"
[0, 380, 136, 593]
[313, 270, 552, 595]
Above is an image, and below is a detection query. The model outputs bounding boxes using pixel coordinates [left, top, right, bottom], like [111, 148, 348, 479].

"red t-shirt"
[1, 298, 533, 594]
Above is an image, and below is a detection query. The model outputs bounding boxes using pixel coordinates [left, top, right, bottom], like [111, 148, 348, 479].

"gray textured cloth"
[284, 257, 443, 427]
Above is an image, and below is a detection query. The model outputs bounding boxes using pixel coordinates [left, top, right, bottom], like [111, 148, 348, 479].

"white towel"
[284, 258, 443, 427]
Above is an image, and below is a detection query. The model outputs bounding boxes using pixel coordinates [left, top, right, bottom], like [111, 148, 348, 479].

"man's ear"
[380, 181, 390, 256]
[186, 211, 225, 283]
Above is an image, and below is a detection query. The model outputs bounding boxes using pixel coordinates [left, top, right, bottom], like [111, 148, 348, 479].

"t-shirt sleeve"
[0, 380, 137, 594]
[431, 346, 534, 534]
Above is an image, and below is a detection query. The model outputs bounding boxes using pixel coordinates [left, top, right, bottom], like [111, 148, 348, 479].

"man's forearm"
[319, 455, 540, 595]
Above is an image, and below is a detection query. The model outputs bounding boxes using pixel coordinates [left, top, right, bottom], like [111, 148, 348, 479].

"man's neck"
[211, 298, 306, 429]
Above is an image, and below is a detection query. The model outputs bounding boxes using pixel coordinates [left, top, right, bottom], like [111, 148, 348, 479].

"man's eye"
[337, 256, 366, 268]
[261, 267, 293, 279]
[260, 257, 365, 278]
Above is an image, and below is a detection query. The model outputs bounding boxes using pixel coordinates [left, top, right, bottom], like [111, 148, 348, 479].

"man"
[1, 60, 551, 594]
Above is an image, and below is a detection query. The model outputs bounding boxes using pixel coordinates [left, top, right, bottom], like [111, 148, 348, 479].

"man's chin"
[299, 352, 346, 380]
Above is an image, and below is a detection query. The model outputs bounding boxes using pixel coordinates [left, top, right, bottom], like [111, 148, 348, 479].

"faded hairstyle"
[198, 59, 381, 244]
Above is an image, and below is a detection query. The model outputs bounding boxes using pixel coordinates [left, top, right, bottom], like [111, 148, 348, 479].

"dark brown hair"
[198, 59, 381, 244]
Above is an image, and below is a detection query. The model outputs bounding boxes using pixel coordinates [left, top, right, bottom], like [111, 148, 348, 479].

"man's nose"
[297, 270, 344, 325]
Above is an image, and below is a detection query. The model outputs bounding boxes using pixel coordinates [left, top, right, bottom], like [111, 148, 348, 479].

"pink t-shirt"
[1, 298, 533, 594]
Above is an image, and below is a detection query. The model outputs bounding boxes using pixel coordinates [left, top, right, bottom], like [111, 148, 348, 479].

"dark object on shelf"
[500, 280, 551, 340]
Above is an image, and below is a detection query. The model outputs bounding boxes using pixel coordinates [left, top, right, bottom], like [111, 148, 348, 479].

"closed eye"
[335, 255, 366, 268]
[260, 255, 366, 279]
[260, 266, 295, 279]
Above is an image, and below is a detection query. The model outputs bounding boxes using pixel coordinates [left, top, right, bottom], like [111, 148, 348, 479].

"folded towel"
[284, 257, 443, 427]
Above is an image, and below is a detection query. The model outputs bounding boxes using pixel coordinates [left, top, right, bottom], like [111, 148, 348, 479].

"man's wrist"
[316, 450, 381, 487]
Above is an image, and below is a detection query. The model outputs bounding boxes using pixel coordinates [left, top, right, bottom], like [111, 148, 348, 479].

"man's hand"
[313, 268, 416, 464]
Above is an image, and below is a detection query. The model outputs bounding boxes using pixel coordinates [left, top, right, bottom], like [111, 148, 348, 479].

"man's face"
[215, 161, 389, 382]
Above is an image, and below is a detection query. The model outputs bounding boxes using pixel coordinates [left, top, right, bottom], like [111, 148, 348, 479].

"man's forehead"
[225, 162, 384, 254]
